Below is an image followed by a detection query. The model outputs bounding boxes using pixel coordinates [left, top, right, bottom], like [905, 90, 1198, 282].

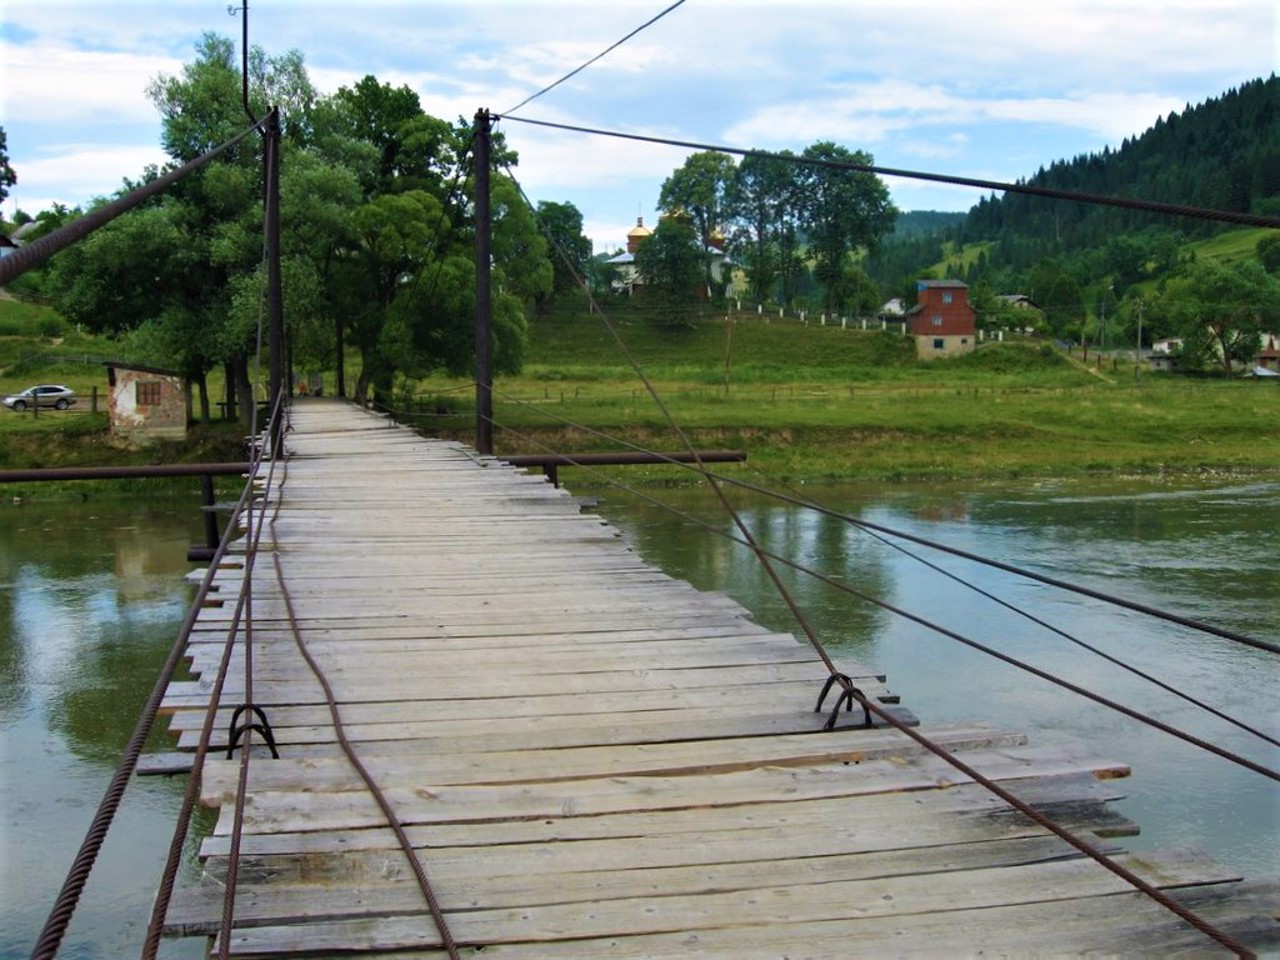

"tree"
[1257, 232, 1280, 275]
[0, 126, 16, 205]
[1027, 259, 1086, 340]
[658, 151, 736, 296]
[534, 200, 591, 299]
[797, 142, 896, 312]
[724, 151, 798, 304]
[1154, 258, 1280, 376]
[634, 218, 702, 328]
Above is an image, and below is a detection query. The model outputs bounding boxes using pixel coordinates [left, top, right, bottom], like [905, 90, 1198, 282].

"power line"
[499, 115, 1280, 230]
[503, 0, 690, 117]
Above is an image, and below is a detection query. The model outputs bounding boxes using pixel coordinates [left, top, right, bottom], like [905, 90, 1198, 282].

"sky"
[1, 0, 1276, 254]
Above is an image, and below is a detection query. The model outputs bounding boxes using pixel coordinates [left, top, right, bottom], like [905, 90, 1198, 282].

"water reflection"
[1, 498, 207, 960]
[2, 479, 1276, 958]
[593, 476, 1280, 879]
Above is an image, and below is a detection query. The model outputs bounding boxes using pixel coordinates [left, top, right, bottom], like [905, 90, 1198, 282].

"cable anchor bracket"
[226, 703, 281, 759]
[814, 673, 874, 732]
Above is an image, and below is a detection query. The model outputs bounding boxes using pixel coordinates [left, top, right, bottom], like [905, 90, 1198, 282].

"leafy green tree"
[797, 142, 896, 312]
[658, 151, 736, 296]
[634, 217, 702, 328]
[1154, 258, 1280, 375]
[0, 126, 16, 205]
[1257, 232, 1280, 275]
[534, 200, 591, 298]
[724, 151, 798, 304]
[1027, 259, 1086, 340]
[831, 264, 881, 316]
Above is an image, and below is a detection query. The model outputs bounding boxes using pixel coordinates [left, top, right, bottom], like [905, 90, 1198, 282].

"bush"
[37, 315, 66, 338]
[950, 343, 1066, 373]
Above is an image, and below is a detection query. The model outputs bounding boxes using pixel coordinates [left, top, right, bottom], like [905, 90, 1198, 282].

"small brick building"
[105, 362, 187, 442]
[906, 279, 977, 359]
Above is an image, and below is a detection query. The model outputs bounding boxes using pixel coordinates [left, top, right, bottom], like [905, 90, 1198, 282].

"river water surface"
[2, 477, 1277, 957]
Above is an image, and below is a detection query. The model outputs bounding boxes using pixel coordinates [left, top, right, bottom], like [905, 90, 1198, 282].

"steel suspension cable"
[503, 0, 689, 116]
[141, 392, 289, 960]
[842, 687, 1258, 957]
[481, 414, 1279, 782]
[481, 383, 1277, 656]
[34, 466, 260, 960]
[481, 386, 1278, 749]
[499, 164, 838, 674]
[267, 514, 462, 959]
[480, 414, 1260, 955]
[0, 119, 264, 287]
[499, 115, 1280, 230]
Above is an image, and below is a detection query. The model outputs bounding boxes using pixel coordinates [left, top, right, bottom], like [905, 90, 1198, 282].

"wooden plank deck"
[157, 399, 1279, 957]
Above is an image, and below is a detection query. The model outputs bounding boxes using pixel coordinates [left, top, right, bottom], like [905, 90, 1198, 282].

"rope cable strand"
[504, 0, 689, 116]
[499, 115, 1280, 230]
[479, 411, 1279, 784]
[481, 389, 1278, 748]
[483, 382, 1277, 657]
[269, 541, 463, 959]
[479, 414, 1260, 957]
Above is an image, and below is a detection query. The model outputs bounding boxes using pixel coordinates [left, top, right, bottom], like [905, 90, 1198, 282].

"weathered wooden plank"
[168, 833, 1128, 933]
[199, 725, 1024, 797]
[213, 851, 1240, 954]
[175, 704, 918, 753]
[193, 772, 1132, 858]
[163, 660, 870, 710]
[357, 880, 1280, 959]
[203, 747, 1126, 836]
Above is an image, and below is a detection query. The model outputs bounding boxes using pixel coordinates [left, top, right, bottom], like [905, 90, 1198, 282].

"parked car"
[2, 384, 78, 411]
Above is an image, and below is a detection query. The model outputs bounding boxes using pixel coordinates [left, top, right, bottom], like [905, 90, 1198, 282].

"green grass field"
[3, 295, 1277, 485]
[402, 300, 1280, 483]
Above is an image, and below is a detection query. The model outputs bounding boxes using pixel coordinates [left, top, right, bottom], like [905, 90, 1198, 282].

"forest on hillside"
[866, 75, 1279, 287]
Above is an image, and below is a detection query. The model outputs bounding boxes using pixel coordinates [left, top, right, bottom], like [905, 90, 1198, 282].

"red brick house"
[906, 279, 977, 359]
[105, 362, 187, 442]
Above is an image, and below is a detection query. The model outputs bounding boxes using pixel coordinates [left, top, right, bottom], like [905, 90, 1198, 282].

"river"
[1, 477, 1277, 958]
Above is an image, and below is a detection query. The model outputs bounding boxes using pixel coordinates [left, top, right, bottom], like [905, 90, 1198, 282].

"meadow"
[2, 295, 1277, 485]
[402, 298, 1280, 483]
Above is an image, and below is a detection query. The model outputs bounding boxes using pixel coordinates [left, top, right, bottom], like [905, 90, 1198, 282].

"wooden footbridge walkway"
[154, 399, 1277, 957]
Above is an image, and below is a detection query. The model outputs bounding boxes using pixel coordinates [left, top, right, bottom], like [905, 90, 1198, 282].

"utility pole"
[473, 109, 494, 456]
[1134, 298, 1144, 382]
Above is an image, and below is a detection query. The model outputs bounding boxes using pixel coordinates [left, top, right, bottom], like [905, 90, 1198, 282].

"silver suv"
[2, 384, 78, 411]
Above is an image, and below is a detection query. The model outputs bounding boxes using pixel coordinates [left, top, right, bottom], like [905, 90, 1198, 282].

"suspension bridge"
[109, 399, 1267, 958]
[9, 37, 1279, 953]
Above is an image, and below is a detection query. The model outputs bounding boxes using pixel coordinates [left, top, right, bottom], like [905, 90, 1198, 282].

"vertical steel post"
[265, 106, 284, 452]
[200, 474, 219, 551]
[473, 109, 494, 455]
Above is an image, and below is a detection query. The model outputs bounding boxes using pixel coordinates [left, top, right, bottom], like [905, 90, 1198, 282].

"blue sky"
[2, 1, 1276, 253]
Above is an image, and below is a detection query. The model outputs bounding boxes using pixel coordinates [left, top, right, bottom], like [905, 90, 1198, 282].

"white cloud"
[2, 0, 1275, 227]
[1, 42, 180, 123]
[7, 145, 171, 214]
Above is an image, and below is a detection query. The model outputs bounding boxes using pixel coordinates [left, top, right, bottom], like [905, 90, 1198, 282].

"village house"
[105, 362, 187, 442]
[905, 279, 977, 359]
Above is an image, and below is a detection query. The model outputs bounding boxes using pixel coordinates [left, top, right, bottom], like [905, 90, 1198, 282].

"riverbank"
[403, 374, 1280, 484]
[4, 302, 1277, 487]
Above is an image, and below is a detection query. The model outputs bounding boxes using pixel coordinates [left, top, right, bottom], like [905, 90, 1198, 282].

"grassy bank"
[401, 301, 1280, 484]
[3, 297, 1276, 486]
